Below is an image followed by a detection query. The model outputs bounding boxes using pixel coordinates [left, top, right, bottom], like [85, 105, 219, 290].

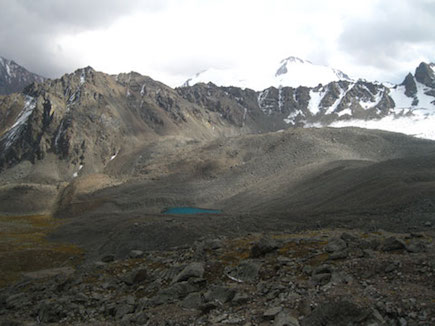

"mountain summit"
[0, 56, 46, 95]
[183, 56, 352, 90]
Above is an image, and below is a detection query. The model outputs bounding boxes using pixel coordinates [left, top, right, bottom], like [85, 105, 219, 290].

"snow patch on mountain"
[324, 114, 435, 141]
[0, 96, 36, 149]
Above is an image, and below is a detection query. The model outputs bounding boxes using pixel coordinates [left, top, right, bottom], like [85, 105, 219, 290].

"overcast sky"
[0, 0, 434, 86]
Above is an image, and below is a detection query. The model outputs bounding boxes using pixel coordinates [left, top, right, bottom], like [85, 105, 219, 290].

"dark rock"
[232, 292, 250, 305]
[181, 292, 203, 309]
[101, 255, 115, 263]
[406, 241, 426, 253]
[340, 232, 357, 244]
[313, 264, 333, 275]
[302, 265, 313, 275]
[5, 293, 29, 310]
[115, 304, 135, 320]
[204, 286, 236, 303]
[382, 237, 406, 251]
[325, 238, 347, 253]
[129, 250, 144, 259]
[263, 306, 283, 320]
[274, 311, 300, 326]
[226, 260, 261, 282]
[151, 279, 204, 305]
[401, 73, 417, 97]
[38, 301, 66, 323]
[301, 300, 371, 326]
[384, 263, 397, 273]
[123, 268, 148, 285]
[312, 273, 331, 286]
[415, 62, 435, 87]
[0, 320, 23, 326]
[329, 250, 348, 260]
[172, 262, 204, 283]
[199, 302, 218, 314]
[251, 237, 279, 258]
[131, 311, 149, 325]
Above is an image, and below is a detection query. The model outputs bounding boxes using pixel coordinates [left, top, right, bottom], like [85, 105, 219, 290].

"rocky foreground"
[0, 228, 434, 326]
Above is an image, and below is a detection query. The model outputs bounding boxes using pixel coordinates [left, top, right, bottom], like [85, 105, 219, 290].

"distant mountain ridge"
[183, 56, 353, 90]
[0, 56, 46, 95]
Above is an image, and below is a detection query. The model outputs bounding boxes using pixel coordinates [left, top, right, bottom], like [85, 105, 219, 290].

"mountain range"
[0, 57, 434, 178]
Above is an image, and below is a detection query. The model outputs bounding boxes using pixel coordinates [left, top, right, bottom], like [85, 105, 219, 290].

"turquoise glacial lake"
[163, 207, 222, 215]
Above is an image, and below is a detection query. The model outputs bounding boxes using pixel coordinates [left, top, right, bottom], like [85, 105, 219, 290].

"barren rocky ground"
[0, 228, 434, 325]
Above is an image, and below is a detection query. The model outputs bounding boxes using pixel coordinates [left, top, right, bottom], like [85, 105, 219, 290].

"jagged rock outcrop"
[415, 62, 435, 88]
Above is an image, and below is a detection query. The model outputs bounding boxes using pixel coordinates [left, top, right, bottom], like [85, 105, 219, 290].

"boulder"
[173, 262, 204, 283]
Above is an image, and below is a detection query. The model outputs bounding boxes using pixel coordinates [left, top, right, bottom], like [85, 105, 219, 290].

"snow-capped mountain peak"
[183, 56, 352, 90]
[274, 56, 352, 86]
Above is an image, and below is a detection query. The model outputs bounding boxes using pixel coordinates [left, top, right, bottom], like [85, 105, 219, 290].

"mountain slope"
[183, 56, 352, 90]
[0, 56, 45, 95]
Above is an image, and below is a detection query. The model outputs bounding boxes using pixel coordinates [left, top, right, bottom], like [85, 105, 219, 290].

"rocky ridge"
[0, 228, 433, 325]
[0, 57, 45, 95]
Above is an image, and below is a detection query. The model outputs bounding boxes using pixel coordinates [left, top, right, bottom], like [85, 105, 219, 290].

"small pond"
[163, 207, 222, 215]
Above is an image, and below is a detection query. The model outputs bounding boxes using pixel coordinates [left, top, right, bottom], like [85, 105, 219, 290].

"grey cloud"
[339, 0, 435, 79]
[0, 0, 168, 77]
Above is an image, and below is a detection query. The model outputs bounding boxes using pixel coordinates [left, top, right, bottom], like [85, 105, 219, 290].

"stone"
[382, 237, 406, 251]
[181, 292, 203, 309]
[199, 302, 218, 314]
[250, 237, 279, 258]
[274, 311, 300, 326]
[329, 250, 348, 260]
[232, 292, 250, 305]
[172, 262, 204, 283]
[123, 269, 148, 285]
[313, 264, 333, 275]
[263, 306, 283, 320]
[151, 279, 203, 305]
[340, 232, 357, 244]
[38, 302, 66, 323]
[406, 242, 426, 253]
[424, 221, 432, 227]
[205, 286, 236, 303]
[384, 263, 396, 273]
[0, 320, 22, 326]
[227, 260, 261, 282]
[302, 265, 313, 275]
[129, 250, 144, 259]
[101, 255, 115, 263]
[115, 304, 135, 320]
[132, 311, 149, 325]
[301, 300, 370, 326]
[312, 273, 331, 286]
[5, 293, 30, 310]
[325, 238, 347, 253]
